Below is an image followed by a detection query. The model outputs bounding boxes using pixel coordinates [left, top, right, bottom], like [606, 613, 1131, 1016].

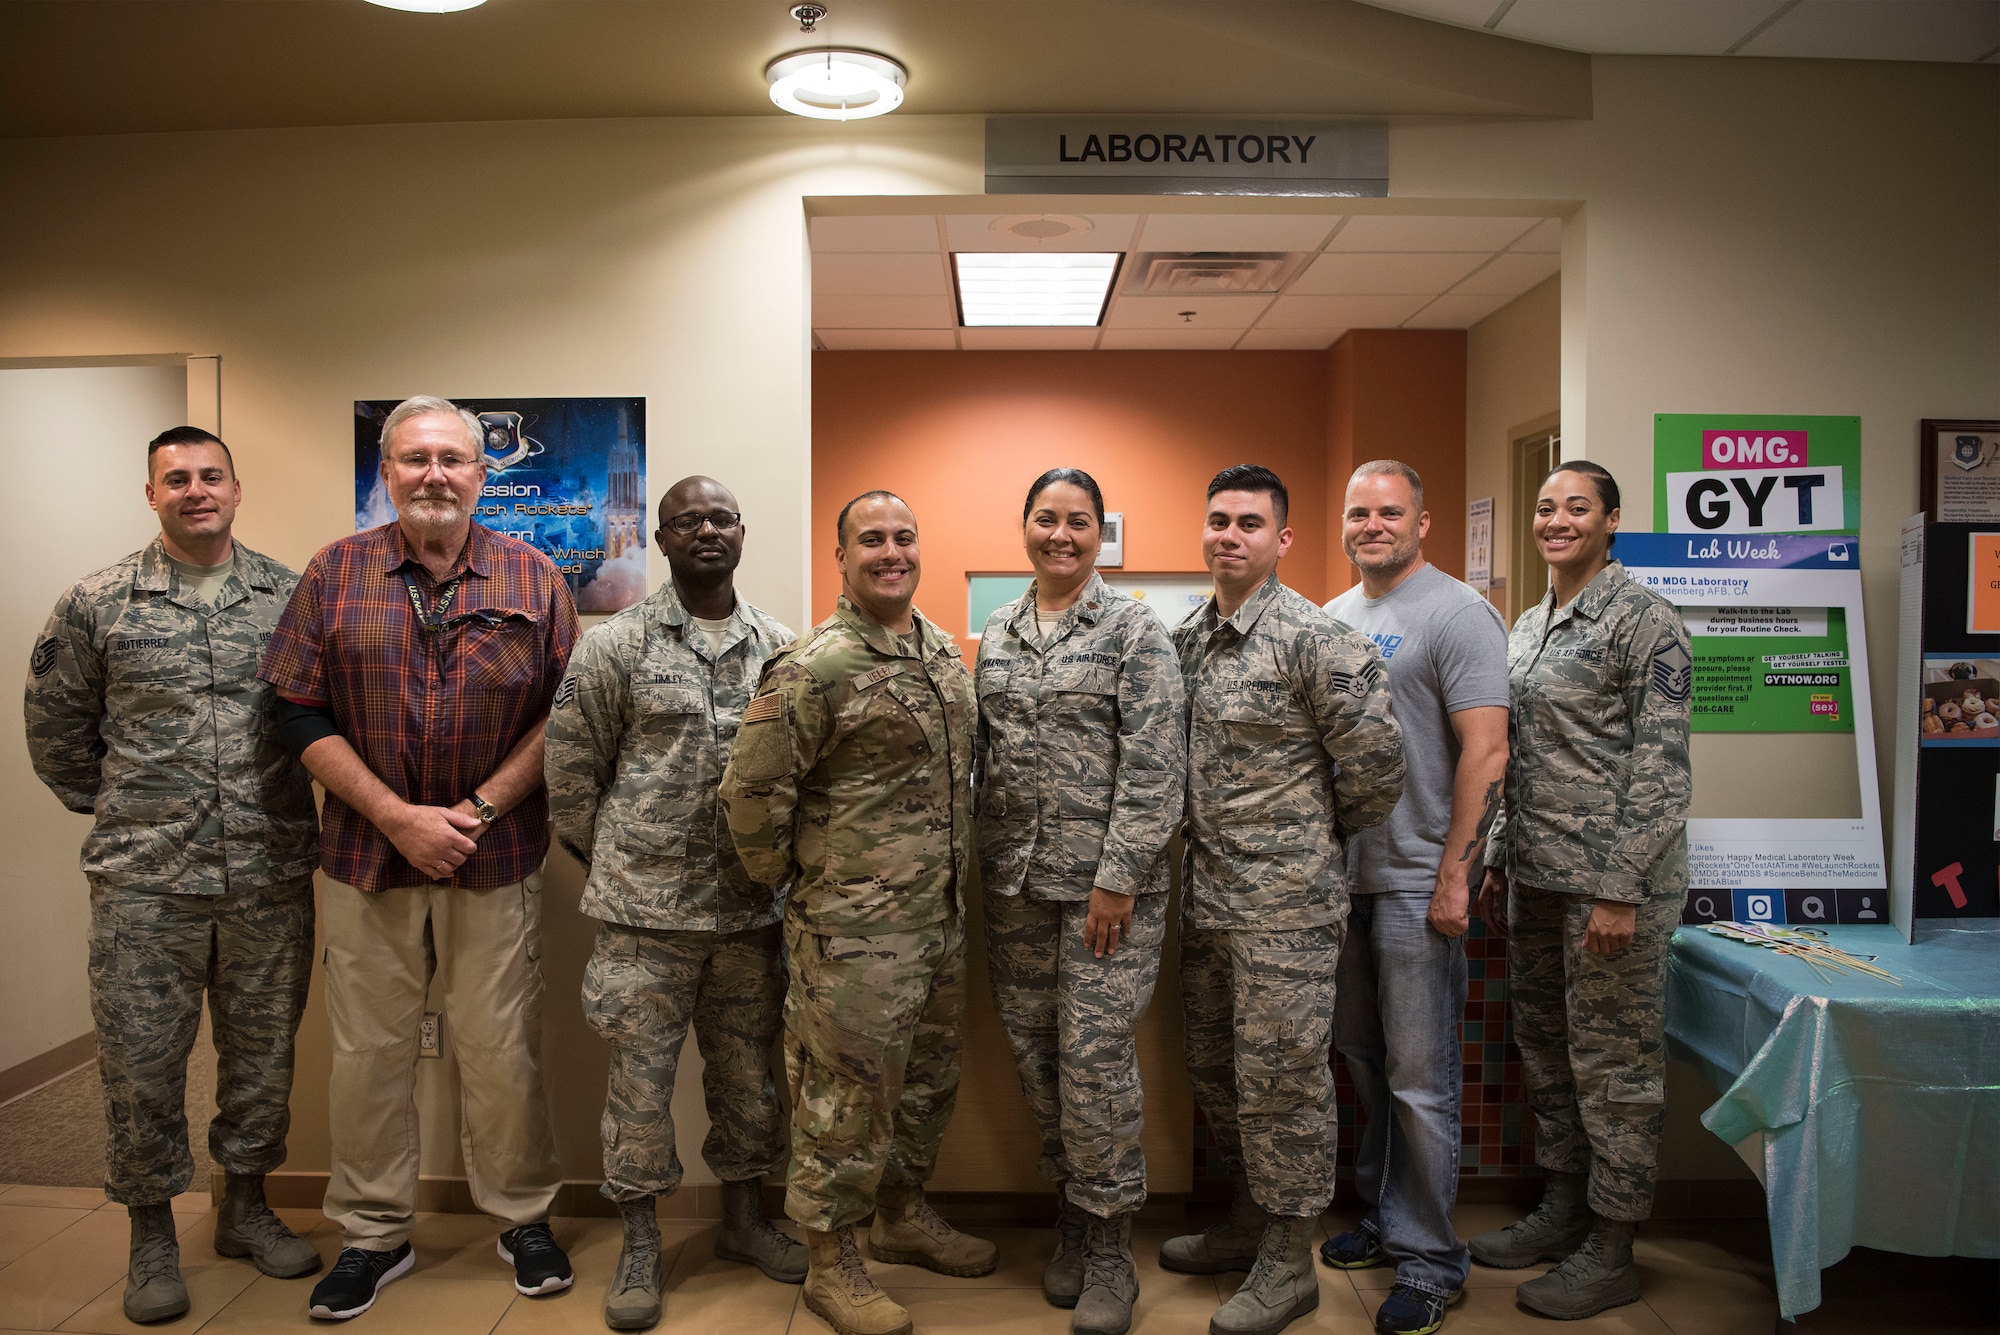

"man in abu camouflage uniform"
[1161, 465, 1404, 1335]
[24, 427, 321, 1325]
[721, 490, 995, 1335]
[1472, 460, 1691, 1321]
[545, 476, 804, 1331]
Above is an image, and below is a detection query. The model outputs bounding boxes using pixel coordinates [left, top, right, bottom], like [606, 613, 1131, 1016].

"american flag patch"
[742, 693, 785, 723]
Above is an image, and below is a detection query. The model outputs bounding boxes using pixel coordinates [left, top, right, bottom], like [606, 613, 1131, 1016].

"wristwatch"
[468, 792, 499, 825]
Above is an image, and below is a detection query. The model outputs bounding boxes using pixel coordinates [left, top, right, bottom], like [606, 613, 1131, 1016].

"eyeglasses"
[663, 510, 742, 535]
[390, 453, 483, 475]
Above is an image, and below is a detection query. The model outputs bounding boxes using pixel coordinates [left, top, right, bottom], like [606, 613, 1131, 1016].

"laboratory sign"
[984, 117, 1387, 196]
[1653, 413, 1860, 535]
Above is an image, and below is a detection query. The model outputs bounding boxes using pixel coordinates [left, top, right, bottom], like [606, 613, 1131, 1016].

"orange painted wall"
[1324, 329, 1469, 599]
[811, 351, 1331, 640]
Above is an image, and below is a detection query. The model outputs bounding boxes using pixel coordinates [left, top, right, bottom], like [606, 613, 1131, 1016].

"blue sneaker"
[1373, 1282, 1462, 1335]
[1318, 1228, 1387, 1269]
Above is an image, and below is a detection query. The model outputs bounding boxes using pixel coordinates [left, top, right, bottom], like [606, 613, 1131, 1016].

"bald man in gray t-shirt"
[1319, 462, 1509, 1330]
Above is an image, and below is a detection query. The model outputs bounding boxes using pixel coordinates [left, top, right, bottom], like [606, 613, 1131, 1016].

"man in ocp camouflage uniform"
[545, 476, 804, 1332]
[721, 490, 995, 1335]
[24, 427, 321, 1326]
[1161, 465, 1404, 1335]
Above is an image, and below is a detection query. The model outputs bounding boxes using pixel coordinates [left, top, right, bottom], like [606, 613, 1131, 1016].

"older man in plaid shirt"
[260, 396, 579, 1322]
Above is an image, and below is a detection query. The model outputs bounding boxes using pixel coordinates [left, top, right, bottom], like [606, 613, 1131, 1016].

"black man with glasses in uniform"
[544, 477, 801, 1330]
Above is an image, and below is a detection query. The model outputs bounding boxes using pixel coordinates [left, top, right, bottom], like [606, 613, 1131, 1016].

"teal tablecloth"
[1665, 923, 2000, 1318]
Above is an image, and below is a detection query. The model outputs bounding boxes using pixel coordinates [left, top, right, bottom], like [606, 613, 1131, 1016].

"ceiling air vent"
[1132, 252, 1304, 294]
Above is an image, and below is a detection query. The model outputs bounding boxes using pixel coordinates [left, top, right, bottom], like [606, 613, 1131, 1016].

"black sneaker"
[498, 1222, 573, 1296]
[308, 1243, 414, 1320]
[1373, 1281, 1463, 1335]
[1319, 1228, 1388, 1269]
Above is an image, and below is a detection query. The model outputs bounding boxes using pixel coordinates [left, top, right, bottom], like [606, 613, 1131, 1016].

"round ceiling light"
[765, 49, 906, 120]
[364, 0, 487, 10]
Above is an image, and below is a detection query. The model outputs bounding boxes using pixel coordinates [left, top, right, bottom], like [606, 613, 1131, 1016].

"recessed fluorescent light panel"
[953, 253, 1122, 327]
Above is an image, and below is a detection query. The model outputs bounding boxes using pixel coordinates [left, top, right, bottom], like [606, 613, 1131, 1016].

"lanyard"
[401, 568, 464, 682]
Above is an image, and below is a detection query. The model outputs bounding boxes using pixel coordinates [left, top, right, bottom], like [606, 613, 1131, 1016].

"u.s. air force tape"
[742, 693, 784, 723]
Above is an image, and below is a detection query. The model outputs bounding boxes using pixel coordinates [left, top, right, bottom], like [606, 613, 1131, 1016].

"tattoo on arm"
[1457, 778, 1503, 864]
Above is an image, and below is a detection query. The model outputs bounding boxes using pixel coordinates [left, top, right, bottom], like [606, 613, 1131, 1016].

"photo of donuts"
[1920, 657, 2000, 746]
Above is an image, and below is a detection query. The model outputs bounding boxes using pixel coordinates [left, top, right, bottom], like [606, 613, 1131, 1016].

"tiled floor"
[0, 1184, 1991, 1335]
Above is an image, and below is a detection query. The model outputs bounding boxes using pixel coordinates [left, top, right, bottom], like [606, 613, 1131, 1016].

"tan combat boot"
[868, 1185, 998, 1277]
[803, 1226, 911, 1335]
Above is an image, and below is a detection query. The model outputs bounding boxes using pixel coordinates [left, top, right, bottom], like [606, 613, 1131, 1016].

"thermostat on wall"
[1100, 512, 1124, 567]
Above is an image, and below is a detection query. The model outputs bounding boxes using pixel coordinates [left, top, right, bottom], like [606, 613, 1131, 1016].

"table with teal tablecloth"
[1664, 922, 2000, 1319]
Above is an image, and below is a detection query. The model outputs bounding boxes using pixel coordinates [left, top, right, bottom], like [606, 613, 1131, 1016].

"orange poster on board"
[1969, 533, 2000, 634]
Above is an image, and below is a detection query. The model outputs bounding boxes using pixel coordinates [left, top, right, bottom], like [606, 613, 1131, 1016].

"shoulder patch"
[1651, 638, 1693, 704]
[742, 692, 785, 723]
[855, 662, 903, 690]
[1327, 660, 1384, 698]
[29, 637, 58, 678]
[553, 675, 578, 708]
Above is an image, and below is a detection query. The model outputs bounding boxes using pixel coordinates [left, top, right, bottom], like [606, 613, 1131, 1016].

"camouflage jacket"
[545, 580, 794, 933]
[1485, 560, 1691, 904]
[975, 572, 1186, 900]
[1174, 573, 1404, 932]
[721, 595, 976, 936]
[24, 537, 318, 894]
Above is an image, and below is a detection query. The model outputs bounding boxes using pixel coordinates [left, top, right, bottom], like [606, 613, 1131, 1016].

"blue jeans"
[1333, 890, 1470, 1298]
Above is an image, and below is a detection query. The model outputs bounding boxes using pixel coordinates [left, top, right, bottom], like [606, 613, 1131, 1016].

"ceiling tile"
[1496, 0, 1775, 55]
[1236, 329, 1346, 350]
[809, 216, 940, 253]
[1452, 251, 1561, 295]
[815, 329, 958, 351]
[1259, 294, 1432, 329]
[1104, 294, 1274, 330]
[812, 252, 950, 298]
[1291, 251, 1489, 295]
[1510, 218, 1563, 253]
[1327, 215, 1539, 252]
[1098, 328, 1247, 350]
[945, 214, 1140, 253]
[1740, 0, 2000, 62]
[809, 294, 955, 329]
[1402, 292, 1518, 328]
[959, 328, 1103, 351]
[1133, 213, 1344, 253]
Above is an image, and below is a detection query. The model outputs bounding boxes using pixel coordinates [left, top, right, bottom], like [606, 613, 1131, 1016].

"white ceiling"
[1355, 0, 2000, 62]
[812, 212, 1562, 352]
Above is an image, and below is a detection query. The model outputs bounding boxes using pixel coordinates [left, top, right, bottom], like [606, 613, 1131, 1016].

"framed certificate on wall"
[1920, 419, 2000, 522]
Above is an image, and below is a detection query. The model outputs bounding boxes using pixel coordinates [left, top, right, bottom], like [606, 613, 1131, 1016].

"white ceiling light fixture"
[766, 49, 907, 120]
[363, 0, 486, 11]
[954, 253, 1123, 327]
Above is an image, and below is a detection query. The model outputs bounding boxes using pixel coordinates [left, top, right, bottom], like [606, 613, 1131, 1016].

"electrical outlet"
[418, 1011, 442, 1058]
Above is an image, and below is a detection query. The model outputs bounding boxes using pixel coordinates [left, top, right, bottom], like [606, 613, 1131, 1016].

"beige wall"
[2, 52, 1994, 1193]
[1464, 274, 1560, 608]
[1403, 57, 2000, 827]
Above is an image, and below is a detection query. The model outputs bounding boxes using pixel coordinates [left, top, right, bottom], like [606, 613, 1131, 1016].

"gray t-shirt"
[1326, 562, 1509, 895]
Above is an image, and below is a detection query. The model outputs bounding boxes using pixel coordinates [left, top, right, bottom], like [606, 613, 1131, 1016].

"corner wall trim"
[0, 1033, 95, 1107]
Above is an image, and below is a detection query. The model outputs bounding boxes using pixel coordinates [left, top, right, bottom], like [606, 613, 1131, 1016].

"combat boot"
[803, 1226, 912, 1335]
[214, 1172, 321, 1278]
[1160, 1174, 1267, 1275]
[1072, 1212, 1138, 1335]
[1515, 1215, 1640, 1320]
[1466, 1170, 1589, 1269]
[1043, 1191, 1088, 1308]
[715, 1178, 807, 1283]
[123, 1202, 189, 1325]
[604, 1198, 662, 1331]
[868, 1184, 998, 1277]
[1208, 1216, 1318, 1335]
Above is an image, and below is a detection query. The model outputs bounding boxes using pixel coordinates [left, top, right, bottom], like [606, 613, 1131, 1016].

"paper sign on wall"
[1968, 533, 2000, 634]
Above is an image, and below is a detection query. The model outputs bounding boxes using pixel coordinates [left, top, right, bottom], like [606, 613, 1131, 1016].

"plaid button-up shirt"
[258, 521, 579, 891]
